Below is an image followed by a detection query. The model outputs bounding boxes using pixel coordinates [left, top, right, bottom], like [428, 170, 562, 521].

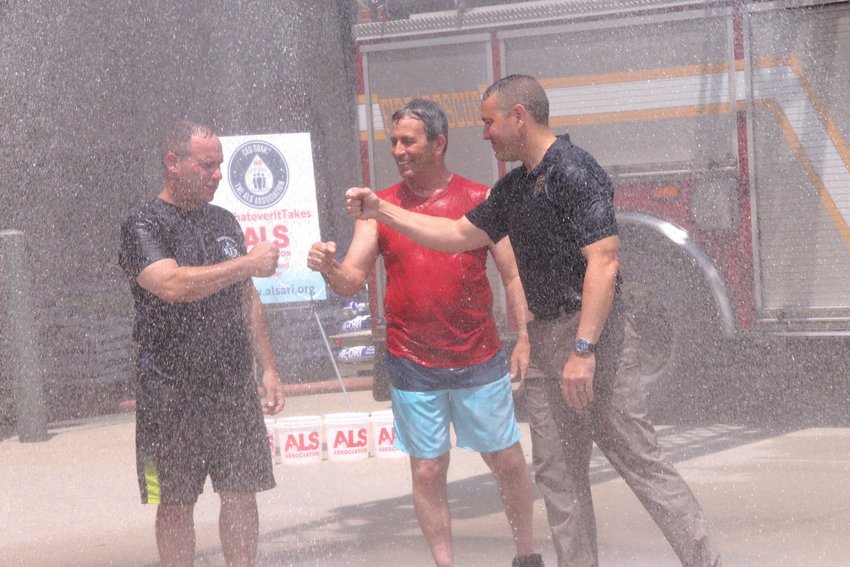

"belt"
[533, 301, 581, 321]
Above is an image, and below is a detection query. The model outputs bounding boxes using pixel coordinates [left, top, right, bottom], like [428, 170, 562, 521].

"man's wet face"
[390, 117, 441, 183]
[174, 134, 224, 208]
[481, 95, 519, 163]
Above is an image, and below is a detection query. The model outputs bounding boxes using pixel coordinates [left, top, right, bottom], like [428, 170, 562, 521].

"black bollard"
[0, 230, 48, 441]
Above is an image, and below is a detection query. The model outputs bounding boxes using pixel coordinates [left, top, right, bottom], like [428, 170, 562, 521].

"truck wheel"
[619, 235, 722, 420]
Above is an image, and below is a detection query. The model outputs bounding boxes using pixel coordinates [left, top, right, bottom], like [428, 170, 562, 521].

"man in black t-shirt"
[346, 76, 720, 566]
[119, 120, 285, 567]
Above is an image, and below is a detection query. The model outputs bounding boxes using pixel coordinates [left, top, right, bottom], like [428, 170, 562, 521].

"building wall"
[0, 1, 360, 417]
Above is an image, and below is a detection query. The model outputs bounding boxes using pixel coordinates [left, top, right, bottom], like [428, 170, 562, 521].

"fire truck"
[351, 0, 850, 396]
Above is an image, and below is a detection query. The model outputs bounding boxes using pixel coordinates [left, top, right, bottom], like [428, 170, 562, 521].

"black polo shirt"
[118, 198, 253, 393]
[466, 135, 618, 319]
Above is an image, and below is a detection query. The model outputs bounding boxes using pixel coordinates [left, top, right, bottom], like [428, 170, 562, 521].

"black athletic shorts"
[135, 363, 275, 505]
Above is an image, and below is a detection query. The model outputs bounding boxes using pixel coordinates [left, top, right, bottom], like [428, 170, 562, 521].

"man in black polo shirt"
[345, 75, 720, 566]
[119, 120, 285, 567]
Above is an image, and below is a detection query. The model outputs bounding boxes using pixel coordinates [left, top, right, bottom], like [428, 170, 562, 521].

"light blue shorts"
[390, 373, 521, 459]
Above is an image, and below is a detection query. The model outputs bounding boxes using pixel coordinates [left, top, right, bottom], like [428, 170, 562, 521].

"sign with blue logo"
[227, 140, 290, 208]
[214, 133, 326, 305]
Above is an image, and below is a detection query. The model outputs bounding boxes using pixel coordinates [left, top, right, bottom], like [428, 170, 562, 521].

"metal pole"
[0, 230, 48, 441]
[310, 296, 353, 411]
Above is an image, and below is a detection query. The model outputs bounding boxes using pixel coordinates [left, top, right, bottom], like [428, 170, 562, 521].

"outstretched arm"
[137, 241, 280, 304]
[346, 187, 492, 253]
[307, 219, 380, 297]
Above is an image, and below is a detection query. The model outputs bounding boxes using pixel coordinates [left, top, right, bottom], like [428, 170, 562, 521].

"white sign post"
[213, 132, 326, 305]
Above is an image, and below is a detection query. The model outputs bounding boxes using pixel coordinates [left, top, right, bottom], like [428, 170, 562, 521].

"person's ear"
[435, 134, 447, 155]
[164, 151, 179, 173]
[512, 103, 527, 124]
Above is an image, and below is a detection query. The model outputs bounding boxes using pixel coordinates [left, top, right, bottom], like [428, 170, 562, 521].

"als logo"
[228, 140, 289, 208]
[217, 236, 240, 259]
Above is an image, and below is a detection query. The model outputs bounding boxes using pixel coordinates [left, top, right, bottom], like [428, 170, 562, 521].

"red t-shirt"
[377, 175, 501, 368]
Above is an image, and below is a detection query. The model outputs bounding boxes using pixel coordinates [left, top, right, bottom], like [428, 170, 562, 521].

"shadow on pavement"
[183, 420, 788, 566]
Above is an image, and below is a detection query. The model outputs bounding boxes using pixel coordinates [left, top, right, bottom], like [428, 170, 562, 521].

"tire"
[618, 228, 723, 421]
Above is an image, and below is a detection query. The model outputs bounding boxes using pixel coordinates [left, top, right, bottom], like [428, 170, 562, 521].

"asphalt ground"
[2, 375, 850, 567]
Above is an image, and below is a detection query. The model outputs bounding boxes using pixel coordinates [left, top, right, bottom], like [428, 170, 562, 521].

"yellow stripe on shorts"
[144, 459, 161, 505]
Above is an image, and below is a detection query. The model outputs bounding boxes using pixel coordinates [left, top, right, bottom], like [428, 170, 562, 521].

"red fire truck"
[351, 0, 850, 395]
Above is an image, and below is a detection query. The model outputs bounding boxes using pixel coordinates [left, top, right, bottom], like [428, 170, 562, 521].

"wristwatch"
[574, 338, 596, 355]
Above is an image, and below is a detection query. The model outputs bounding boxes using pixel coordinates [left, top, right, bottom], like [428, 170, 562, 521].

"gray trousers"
[525, 304, 719, 567]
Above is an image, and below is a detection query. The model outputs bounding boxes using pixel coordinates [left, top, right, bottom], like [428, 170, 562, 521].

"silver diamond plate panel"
[354, 0, 718, 41]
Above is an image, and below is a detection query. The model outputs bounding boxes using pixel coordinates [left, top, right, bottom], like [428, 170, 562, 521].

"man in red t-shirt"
[308, 99, 543, 567]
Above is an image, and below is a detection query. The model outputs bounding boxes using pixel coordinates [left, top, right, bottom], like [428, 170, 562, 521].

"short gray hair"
[391, 98, 449, 154]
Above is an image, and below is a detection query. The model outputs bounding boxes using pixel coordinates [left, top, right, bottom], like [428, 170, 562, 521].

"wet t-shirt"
[377, 175, 501, 368]
[119, 198, 253, 395]
[466, 135, 618, 319]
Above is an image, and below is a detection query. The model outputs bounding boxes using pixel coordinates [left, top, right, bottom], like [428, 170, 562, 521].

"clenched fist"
[345, 187, 380, 220]
[247, 241, 280, 277]
[307, 241, 337, 275]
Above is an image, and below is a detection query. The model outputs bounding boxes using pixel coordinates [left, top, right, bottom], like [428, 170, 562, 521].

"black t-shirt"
[118, 198, 253, 393]
[466, 135, 618, 319]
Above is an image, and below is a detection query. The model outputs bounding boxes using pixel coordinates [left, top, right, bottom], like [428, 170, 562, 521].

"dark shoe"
[512, 553, 544, 567]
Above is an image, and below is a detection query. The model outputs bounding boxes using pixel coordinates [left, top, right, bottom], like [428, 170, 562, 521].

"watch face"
[575, 339, 595, 354]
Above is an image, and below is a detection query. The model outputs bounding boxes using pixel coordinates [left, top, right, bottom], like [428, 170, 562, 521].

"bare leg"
[156, 503, 196, 567]
[481, 442, 536, 556]
[219, 491, 260, 567]
[411, 453, 454, 567]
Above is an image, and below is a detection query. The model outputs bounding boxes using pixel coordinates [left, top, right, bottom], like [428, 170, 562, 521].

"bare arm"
[575, 235, 620, 344]
[243, 282, 285, 415]
[346, 187, 492, 253]
[307, 219, 380, 297]
[489, 236, 530, 385]
[561, 235, 620, 408]
[136, 240, 279, 303]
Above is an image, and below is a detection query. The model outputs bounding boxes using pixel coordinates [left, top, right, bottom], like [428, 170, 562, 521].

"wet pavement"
[2, 385, 850, 566]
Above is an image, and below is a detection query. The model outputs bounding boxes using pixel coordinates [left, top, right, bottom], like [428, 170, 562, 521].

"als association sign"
[213, 133, 326, 305]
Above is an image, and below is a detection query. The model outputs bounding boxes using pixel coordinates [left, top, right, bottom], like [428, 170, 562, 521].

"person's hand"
[561, 353, 595, 408]
[345, 187, 380, 220]
[247, 241, 280, 278]
[307, 241, 337, 275]
[510, 334, 531, 393]
[258, 368, 286, 415]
